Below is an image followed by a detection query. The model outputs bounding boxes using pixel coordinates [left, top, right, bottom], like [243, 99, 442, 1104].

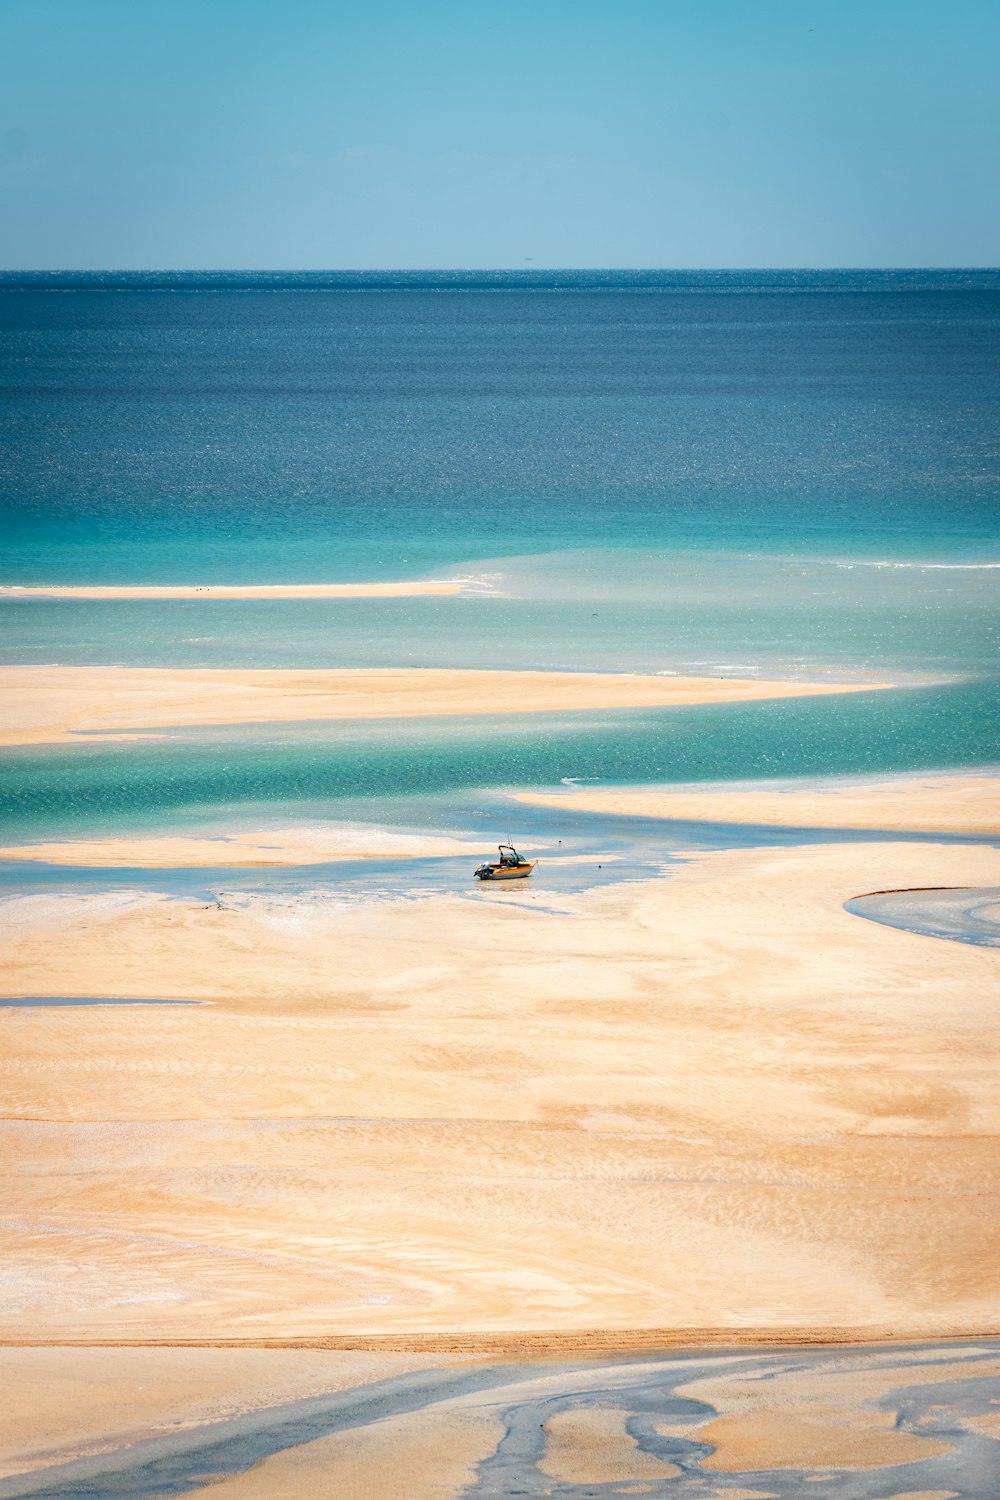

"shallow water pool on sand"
[0, 997, 203, 1007]
[847, 885, 1000, 948]
[2, 1341, 997, 1500]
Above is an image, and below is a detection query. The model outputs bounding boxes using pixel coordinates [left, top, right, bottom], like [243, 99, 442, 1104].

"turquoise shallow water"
[2, 682, 997, 842]
[4, 271, 999, 584]
[1, 271, 997, 839]
[2, 550, 996, 676]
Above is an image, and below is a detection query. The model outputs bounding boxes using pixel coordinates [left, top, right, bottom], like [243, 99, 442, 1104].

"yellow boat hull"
[475, 861, 536, 881]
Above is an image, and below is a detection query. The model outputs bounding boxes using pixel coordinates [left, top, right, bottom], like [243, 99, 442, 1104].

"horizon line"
[3, 264, 1000, 274]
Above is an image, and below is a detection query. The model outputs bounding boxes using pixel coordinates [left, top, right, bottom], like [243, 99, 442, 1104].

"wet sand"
[0, 1347, 449, 1483]
[516, 772, 1000, 835]
[0, 1342, 996, 1498]
[0, 665, 885, 746]
[0, 825, 484, 868]
[848, 885, 1000, 948]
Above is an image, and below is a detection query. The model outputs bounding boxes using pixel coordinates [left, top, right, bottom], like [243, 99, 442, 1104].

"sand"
[539, 1406, 681, 1483]
[674, 1353, 1000, 1471]
[0, 825, 484, 868]
[0, 1347, 447, 1482]
[185, 1403, 505, 1500]
[1, 794, 998, 1341]
[0, 580, 473, 600]
[687, 1414, 948, 1472]
[0, 665, 885, 746]
[0, 1344, 992, 1495]
[516, 771, 1000, 836]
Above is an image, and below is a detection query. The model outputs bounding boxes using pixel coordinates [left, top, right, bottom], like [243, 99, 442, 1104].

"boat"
[473, 844, 536, 881]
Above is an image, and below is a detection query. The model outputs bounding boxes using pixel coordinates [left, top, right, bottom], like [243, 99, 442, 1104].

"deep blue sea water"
[1, 270, 997, 841]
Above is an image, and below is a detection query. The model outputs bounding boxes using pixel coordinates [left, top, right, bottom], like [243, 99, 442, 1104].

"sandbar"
[0, 665, 885, 746]
[1, 825, 997, 1341]
[0, 580, 473, 601]
[0, 825, 484, 868]
[539, 1406, 680, 1483]
[184, 1400, 505, 1500]
[516, 771, 999, 836]
[674, 1352, 1000, 1471]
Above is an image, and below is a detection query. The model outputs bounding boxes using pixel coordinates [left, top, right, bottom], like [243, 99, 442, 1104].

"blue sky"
[1, 0, 997, 268]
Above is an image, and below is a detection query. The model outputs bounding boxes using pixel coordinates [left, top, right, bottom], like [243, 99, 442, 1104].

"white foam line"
[833, 560, 1000, 570]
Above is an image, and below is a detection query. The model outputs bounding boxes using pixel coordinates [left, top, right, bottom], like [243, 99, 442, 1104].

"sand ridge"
[516, 771, 1000, 835]
[0, 825, 485, 868]
[0, 665, 888, 746]
[0, 579, 477, 600]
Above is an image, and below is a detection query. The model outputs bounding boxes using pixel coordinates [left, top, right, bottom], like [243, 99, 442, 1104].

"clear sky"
[1, 0, 997, 269]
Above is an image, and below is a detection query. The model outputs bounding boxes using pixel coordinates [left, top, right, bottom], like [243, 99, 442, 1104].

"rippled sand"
[1, 824, 997, 1341]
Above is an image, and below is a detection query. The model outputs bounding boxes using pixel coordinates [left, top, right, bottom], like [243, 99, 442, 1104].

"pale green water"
[3, 550, 996, 677]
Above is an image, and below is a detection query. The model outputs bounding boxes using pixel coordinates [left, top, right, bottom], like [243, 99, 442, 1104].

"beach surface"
[0, 666, 885, 747]
[517, 772, 999, 835]
[0, 1342, 996, 1497]
[0, 826, 485, 868]
[1, 773, 998, 1344]
[0, 580, 474, 600]
[4, 268, 999, 1494]
[0, 1347, 449, 1484]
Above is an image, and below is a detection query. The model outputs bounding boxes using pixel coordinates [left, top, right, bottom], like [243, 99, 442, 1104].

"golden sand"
[185, 1405, 504, 1500]
[1, 814, 998, 1340]
[516, 771, 999, 835]
[674, 1354, 1000, 1471]
[0, 825, 484, 868]
[0, 1347, 446, 1482]
[690, 1414, 950, 1471]
[539, 1407, 681, 1483]
[0, 579, 471, 600]
[0, 665, 885, 746]
[879, 1493, 959, 1499]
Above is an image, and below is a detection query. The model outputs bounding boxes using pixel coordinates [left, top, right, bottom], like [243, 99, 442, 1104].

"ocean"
[1, 269, 997, 842]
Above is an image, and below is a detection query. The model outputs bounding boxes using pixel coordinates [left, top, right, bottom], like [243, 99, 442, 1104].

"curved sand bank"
[0, 665, 885, 747]
[0, 826, 484, 869]
[516, 771, 1000, 836]
[1, 830, 997, 1342]
[847, 884, 1000, 948]
[0, 579, 475, 600]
